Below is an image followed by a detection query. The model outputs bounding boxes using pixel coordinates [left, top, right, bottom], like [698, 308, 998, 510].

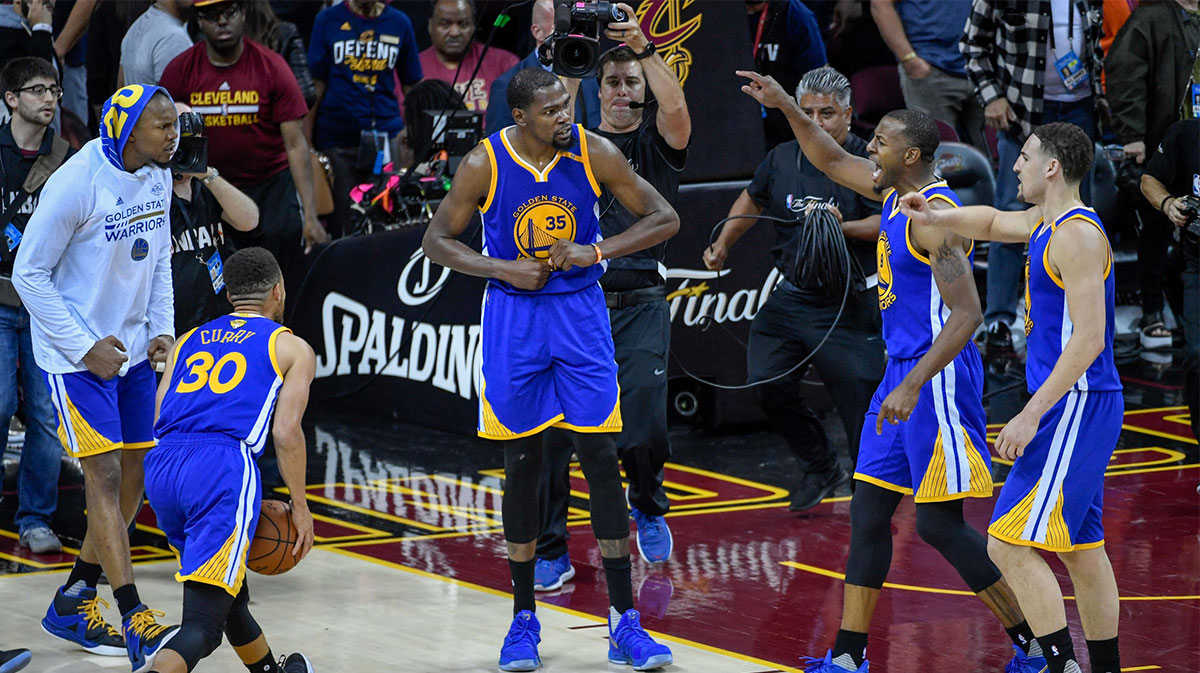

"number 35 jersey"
[155, 313, 289, 455]
[479, 124, 604, 294]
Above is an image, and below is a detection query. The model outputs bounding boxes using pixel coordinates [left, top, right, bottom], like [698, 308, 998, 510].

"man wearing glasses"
[0, 58, 72, 558]
[160, 0, 328, 297]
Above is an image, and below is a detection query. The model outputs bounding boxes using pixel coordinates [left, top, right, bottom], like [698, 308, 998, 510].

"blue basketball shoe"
[803, 650, 869, 672]
[0, 649, 31, 673]
[608, 608, 672, 670]
[122, 605, 179, 673]
[631, 508, 673, 564]
[533, 554, 575, 592]
[1005, 645, 1048, 672]
[40, 586, 125, 656]
[498, 610, 541, 671]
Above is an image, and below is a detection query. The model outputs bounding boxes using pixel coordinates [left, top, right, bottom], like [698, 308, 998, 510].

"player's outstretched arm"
[736, 70, 880, 201]
[877, 215, 982, 433]
[422, 145, 550, 291]
[898, 192, 1038, 243]
[272, 332, 317, 561]
[994, 221, 1108, 459]
[558, 131, 679, 269]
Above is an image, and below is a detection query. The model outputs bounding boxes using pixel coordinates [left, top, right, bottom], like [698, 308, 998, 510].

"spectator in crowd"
[961, 0, 1105, 358]
[746, 0, 826, 149]
[0, 57, 73, 555]
[169, 101, 260, 335]
[485, 0, 600, 134]
[50, 0, 96, 125]
[1100, 0, 1139, 62]
[244, 0, 316, 108]
[161, 0, 328, 289]
[415, 0, 517, 113]
[1106, 0, 1200, 349]
[705, 66, 884, 511]
[871, 0, 984, 148]
[119, 0, 194, 87]
[1140, 119, 1200, 440]
[307, 0, 422, 239]
[86, 0, 151, 128]
[0, 1, 55, 80]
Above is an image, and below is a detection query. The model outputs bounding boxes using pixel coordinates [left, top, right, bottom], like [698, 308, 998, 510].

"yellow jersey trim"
[853, 473, 913, 495]
[987, 526, 1106, 553]
[268, 326, 292, 379]
[480, 138, 498, 214]
[124, 440, 156, 450]
[500, 127, 562, 183]
[1042, 211, 1112, 290]
[172, 327, 198, 362]
[478, 413, 565, 440]
[577, 126, 602, 197]
[176, 571, 241, 597]
[552, 422, 622, 433]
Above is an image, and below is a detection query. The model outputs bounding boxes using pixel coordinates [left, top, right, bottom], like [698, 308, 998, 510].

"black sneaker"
[281, 652, 314, 673]
[789, 468, 850, 512]
[986, 321, 1014, 357]
[0, 648, 31, 673]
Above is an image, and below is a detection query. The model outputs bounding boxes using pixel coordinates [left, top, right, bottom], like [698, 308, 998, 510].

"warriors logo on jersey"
[877, 231, 896, 310]
[512, 195, 579, 259]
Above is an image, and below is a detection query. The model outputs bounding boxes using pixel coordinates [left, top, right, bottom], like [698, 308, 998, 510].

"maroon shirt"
[160, 39, 309, 187]
[397, 42, 518, 113]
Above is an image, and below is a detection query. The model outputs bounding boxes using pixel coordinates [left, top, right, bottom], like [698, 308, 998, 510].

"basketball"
[247, 499, 300, 576]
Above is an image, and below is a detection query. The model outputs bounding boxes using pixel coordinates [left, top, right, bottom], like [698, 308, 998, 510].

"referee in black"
[535, 14, 691, 590]
[704, 67, 885, 512]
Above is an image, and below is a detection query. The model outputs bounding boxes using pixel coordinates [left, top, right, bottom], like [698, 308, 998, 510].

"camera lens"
[561, 41, 591, 69]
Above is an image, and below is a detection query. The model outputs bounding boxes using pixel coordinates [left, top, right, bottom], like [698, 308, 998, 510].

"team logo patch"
[131, 238, 149, 261]
[230, 319, 246, 329]
[152, 183, 165, 196]
[513, 197, 578, 259]
[876, 231, 896, 310]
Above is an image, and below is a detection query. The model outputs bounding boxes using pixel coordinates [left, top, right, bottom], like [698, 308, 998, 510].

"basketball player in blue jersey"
[423, 67, 679, 671]
[740, 71, 1045, 673]
[900, 122, 1123, 673]
[143, 248, 317, 673]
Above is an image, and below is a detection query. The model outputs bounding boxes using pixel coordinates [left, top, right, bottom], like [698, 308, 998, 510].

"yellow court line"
[0, 551, 73, 569]
[325, 545, 805, 673]
[311, 512, 392, 543]
[1121, 666, 1161, 671]
[328, 527, 507, 550]
[298, 482, 503, 528]
[0, 528, 80, 555]
[994, 447, 1188, 471]
[278, 487, 499, 533]
[780, 561, 1200, 601]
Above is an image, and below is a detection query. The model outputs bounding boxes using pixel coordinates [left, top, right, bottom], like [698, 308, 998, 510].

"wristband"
[899, 51, 917, 63]
[1160, 195, 1175, 213]
[592, 244, 603, 264]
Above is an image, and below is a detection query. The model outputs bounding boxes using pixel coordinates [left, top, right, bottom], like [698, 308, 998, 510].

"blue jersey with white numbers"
[479, 124, 604, 295]
[877, 181, 973, 359]
[1024, 207, 1121, 393]
[155, 313, 289, 455]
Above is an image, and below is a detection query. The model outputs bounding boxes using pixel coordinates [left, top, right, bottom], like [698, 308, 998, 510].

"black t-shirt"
[746, 133, 881, 299]
[591, 120, 688, 292]
[1146, 119, 1199, 200]
[170, 180, 240, 335]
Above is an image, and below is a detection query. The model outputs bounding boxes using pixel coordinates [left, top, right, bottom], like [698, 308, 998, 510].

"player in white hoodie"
[14, 84, 181, 673]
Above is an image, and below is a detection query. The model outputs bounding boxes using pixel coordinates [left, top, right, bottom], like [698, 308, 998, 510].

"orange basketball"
[247, 499, 300, 575]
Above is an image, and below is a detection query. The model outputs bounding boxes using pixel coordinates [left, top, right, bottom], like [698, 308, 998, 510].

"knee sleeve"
[502, 435, 543, 544]
[224, 581, 263, 647]
[915, 500, 1002, 593]
[844, 483, 904, 589]
[572, 433, 628, 541]
[167, 582, 237, 669]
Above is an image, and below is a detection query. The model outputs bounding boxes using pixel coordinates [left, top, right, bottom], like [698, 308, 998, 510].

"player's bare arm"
[423, 145, 550, 291]
[899, 192, 1039, 243]
[877, 205, 982, 433]
[737, 70, 880, 201]
[153, 336, 185, 423]
[549, 131, 679, 271]
[994, 221, 1109, 459]
[271, 331, 317, 560]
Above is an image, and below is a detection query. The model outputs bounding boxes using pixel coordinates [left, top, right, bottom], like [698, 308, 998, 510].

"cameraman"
[1, 57, 72, 555]
[1141, 118, 1200, 440]
[168, 102, 259, 335]
[534, 26, 690, 588]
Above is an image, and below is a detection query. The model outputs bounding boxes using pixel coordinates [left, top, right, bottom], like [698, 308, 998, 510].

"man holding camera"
[534, 20, 690, 590]
[14, 84, 179, 670]
[1140, 118, 1200, 440]
[0, 57, 72, 555]
[169, 102, 260, 335]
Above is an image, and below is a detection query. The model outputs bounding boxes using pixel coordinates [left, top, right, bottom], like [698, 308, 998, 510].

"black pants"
[536, 299, 672, 560]
[746, 280, 885, 475]
[1183, 237, 1199, 440]
[324, 135, 406, 239]
[227, 167, 306, 318]
[1138, 204, 1181, 315]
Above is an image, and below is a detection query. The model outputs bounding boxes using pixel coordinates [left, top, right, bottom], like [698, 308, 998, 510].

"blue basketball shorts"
[989, 389, 1123, 552]
[43, 360, 157, 458]
[855, 345, 994, 502]
[478, 283, 621, 439]
[145, 432, 262, 596]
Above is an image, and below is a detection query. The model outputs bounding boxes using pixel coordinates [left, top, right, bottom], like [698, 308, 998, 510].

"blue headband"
[100, 85, 176, 171]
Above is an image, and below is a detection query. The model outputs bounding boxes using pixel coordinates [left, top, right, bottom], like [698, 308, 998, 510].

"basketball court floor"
[1, 359, 1197, 672]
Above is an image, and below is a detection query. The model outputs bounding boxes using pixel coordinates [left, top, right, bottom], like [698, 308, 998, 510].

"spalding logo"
[131, 238, 149, 261]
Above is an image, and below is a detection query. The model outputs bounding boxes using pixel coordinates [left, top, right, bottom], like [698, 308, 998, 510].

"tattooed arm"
[876, 208, 983, 432]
